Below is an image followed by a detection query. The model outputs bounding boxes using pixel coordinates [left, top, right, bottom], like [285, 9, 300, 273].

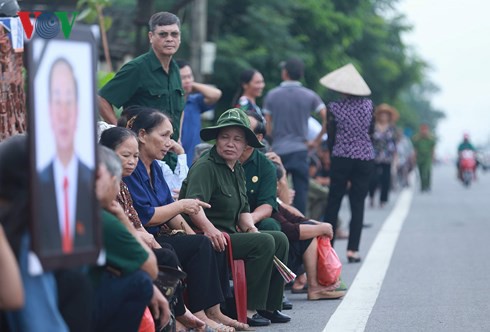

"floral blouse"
[372, 125, 397, 164]
[116, 181, 143, 229]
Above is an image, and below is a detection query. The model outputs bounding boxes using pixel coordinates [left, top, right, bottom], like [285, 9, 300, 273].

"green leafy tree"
[101, 0, 444, 130]
[77, 0, 113, 71]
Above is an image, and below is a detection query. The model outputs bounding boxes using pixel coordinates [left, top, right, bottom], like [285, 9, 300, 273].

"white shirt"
[307, 116, 328, 142]
[156, 154, 189, 193]
[53, 155, 78, 240]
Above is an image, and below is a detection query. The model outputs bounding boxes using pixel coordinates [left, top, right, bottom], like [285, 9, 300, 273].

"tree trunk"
[0, 26, 27, 141]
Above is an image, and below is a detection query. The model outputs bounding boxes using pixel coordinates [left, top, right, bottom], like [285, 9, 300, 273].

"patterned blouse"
[372, 125, 397, 164]
[117, 181, 143, 229]
[328, 97, 375, 160]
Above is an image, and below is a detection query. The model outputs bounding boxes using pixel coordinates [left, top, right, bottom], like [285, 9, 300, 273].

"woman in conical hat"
[319, 64, 375, 263]
[368, 103, 399, 209]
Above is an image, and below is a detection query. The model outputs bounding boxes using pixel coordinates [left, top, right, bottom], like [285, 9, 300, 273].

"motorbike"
[459, 149, 477, 187]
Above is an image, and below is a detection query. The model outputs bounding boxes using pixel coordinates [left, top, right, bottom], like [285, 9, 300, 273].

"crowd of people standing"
[1, 10, 435, 332]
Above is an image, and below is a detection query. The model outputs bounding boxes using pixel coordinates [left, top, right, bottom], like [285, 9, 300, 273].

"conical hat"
[319, 63, 371, 96]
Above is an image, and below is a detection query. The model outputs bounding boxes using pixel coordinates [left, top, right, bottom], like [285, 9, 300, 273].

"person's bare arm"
[237, 213, 258, 233]
[98, 96, 118, 125]
[167, 214, 196, 235]
[265, 114, 273, 136]
[179, 111, 184, 145]
[298, 223, 333, 240]
[150, 285, 171, 329]
[265, 152, 292, 204]
[250, 204, 273, 224]
[169, 139, 185, 155]
[147, 199, 210, 227]
[107, 201, 158, 279]
[188, 209, 227, 252]
[0, 225, 24, 310]
[192, 82, 222, 105]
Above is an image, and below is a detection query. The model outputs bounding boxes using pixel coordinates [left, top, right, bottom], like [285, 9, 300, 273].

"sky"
[398, 0, 490, 158]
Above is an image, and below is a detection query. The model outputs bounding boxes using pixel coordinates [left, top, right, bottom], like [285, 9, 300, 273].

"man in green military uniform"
[239, 112, 281, 231]
[98, 12, 184, 142]
[412, 124, 436, 192]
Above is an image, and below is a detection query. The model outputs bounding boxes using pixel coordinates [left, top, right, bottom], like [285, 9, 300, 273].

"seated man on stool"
[238, 111, 293, 311]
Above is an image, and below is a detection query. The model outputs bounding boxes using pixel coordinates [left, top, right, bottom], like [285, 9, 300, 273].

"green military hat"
[200, 108, 264, 148]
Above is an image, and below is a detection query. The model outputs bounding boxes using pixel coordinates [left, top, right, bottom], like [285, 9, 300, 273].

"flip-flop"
[221, 319, 249, 331]
[291, 285, 308, 294]
[215, 323, 235, 332]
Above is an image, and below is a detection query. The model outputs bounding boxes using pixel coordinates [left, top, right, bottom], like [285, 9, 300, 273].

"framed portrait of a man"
[27, 26, 101, 271]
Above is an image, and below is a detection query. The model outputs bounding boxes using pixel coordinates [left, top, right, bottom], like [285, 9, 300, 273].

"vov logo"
[18, 11, 78, 39]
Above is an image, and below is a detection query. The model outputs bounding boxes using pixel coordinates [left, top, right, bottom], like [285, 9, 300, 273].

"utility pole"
[190, 0, 207, 82]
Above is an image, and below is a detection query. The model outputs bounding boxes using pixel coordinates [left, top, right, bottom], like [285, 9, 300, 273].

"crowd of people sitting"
[0, 11, 418, 332]
[0, 107, 415, 332]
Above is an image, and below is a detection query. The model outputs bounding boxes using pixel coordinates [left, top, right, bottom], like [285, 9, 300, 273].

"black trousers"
[369, 162, 392, 204]
[323, 157, 374, 252]
[157, 234, 229, 313]
[279, 150, 309, 214]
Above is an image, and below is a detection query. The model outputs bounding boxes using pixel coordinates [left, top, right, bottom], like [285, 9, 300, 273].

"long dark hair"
[231, 68, 259, 107]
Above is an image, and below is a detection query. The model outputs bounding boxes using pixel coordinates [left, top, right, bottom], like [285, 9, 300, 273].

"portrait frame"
[26, 26, 101, 271]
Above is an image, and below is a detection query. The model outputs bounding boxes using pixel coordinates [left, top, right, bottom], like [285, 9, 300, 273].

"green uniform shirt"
[179, 146, 250, 233]
[412, 134, 435, 162]
[242, 149, 278, 212]
[99, 48, 184, 140]
[91, 210, 149, 285]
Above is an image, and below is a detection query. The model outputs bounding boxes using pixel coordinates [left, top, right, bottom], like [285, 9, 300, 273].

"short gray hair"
[98, 145, 122, 179]
[149, 12, 180, 31]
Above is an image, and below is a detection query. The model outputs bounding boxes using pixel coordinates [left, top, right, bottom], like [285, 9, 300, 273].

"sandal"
[207, 323, 235, 332]
[219, 318, 249, 331]
[291, 285, 308, 293]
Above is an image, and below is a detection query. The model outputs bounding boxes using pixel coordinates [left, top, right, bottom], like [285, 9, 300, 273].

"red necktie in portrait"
[62, 176, 73, 253]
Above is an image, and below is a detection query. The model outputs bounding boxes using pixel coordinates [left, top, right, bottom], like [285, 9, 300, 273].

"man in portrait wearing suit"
[38, 58, 95, 255]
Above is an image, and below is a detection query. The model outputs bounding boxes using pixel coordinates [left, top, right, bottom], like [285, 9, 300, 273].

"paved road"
[254, 164, 490, 331]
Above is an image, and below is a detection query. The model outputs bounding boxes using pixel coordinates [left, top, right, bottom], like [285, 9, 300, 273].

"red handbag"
[138, 307, 155, 332]
[317, 236, 342, 286]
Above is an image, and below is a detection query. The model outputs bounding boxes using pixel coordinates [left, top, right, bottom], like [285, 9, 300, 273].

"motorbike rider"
[457, 133, 477, 180]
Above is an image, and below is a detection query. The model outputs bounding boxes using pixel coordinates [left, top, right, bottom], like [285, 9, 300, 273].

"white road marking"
[323, 187, 414, 332]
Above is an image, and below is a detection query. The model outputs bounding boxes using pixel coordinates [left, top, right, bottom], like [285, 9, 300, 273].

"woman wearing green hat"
[179, 108, 291, 327]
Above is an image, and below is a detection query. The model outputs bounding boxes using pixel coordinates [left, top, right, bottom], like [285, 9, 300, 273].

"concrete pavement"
[254, 164, 490, 331]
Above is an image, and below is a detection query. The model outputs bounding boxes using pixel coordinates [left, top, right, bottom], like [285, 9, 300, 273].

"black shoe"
[256, 310, 291, 323]
[247, 313, 271, 327]
[282, 296, 293, 310]
[347, 255, 361, 263]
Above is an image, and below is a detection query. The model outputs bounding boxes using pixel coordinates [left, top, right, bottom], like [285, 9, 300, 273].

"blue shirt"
[181, 93, 214, 167]
[123, 159, 174, 235]
[5, 234, 68, 332]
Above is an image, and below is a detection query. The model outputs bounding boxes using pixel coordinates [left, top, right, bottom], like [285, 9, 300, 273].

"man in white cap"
[263, 58, 326, 214]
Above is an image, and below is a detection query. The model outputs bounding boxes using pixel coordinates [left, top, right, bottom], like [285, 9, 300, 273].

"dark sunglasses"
[155, 31, 180, 39]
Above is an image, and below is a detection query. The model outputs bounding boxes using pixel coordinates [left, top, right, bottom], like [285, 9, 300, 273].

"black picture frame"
[26, 25, 101, 271]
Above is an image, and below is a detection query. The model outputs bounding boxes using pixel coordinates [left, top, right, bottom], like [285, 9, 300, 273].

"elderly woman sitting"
[179, 108, 290, 327]
[119, 108, 245, 332]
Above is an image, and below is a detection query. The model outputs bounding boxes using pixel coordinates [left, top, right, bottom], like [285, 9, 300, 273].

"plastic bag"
[317, 236, 342, 286]
[138, 307, 155, 332]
